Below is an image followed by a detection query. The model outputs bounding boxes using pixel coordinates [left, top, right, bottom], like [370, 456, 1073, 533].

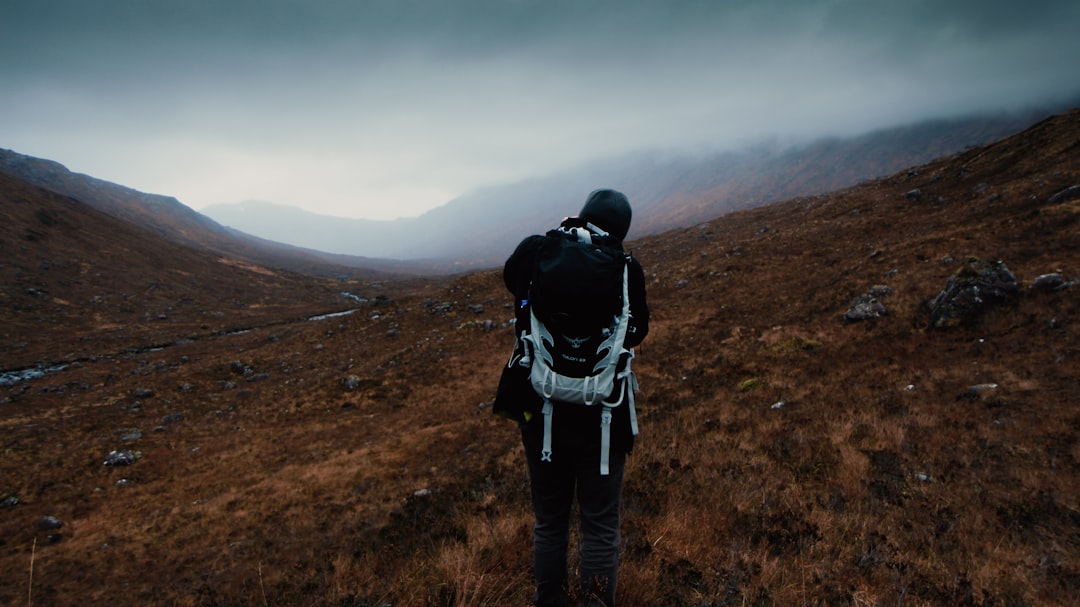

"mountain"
[1, 109, 1077, 605]
[0, 150, 458, 278]
[203, 109, 1054, 266]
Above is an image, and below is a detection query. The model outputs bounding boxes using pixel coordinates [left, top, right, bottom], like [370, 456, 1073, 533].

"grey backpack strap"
[541, 400, 553, 463]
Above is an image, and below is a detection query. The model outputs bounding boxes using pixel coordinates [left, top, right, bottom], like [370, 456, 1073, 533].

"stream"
[0, 303, 364, 387]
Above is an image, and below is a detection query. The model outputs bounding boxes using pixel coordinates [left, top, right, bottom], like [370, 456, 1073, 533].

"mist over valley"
[199, 108, 1058, 266]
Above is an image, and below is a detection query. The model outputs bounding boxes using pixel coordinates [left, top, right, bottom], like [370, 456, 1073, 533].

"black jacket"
[503, 234, 649, 348]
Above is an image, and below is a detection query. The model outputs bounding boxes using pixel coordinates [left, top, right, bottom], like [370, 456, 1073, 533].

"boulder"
[1047, 185, 1080, 204]
[104, 449, 140, 467]
[1030, 273, 1071, 291]
[843, 285, 892, 323]
[928, 259, 1019, 328]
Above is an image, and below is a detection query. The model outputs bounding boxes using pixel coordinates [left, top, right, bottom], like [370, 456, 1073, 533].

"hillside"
[202, 110, 1052, 266]
[0, 150, 444, 279]
[1, 109, 1078, 606]
[0, 172, 435, 371]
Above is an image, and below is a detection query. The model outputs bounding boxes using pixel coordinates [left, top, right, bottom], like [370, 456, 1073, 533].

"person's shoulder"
[505, 234, 546, 271]
[513, 233, 547, 254]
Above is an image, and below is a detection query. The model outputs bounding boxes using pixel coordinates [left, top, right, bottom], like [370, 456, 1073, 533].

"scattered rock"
[161, 412, 184, 424]
[843, 285, 891, 323]
[928, 259, 1019, 328]
[116, 428, 143, 442]
[1047, 185, 1080, 204]
[104, 449, 141, 467]
[230, 360, 255, 376]
[968, 382, 999, 394]
[1030, 273, 1071, 291]
[960, 383, 1000, 400]
[38, 515, 63, 530]
[0, 493, 20, 509]
[425, 299, 455, 315]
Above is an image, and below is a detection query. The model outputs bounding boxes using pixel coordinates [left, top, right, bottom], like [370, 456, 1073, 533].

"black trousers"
[521, 414, 626, 607]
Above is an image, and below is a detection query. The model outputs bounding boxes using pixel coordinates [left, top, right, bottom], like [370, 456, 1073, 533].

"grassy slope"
[1, 111, 1078, 606]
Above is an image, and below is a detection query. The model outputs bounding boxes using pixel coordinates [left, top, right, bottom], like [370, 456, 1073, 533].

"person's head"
[579, 189, 632, 242]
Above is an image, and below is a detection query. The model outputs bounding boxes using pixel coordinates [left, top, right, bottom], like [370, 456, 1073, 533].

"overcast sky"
[2, 0, 1078, 220]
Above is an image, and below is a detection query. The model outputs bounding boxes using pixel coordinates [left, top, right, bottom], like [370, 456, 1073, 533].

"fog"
[2, 0, 1077, 219]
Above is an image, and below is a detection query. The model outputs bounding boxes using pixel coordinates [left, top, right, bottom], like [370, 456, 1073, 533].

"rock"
[0, 493, 19, 509]
[843, 285, 891, 323]
[960, 383, 1000, 401]
[38, 515, 63, 530]
[968, 383, 999, 394]
[1030, 273, 1071, 291]
[161, 412, 184, 424]
[342, 375, 363, 391]
[131, 387, 154, 398]
[230, 360, 254, 376]
[928, 259, 1019, 328]
[116, 428, 143, 442]
[468, 304, 484, 314]
[904, 188, 922, 201]
[104, 449, 140, 467]
[1047, 185, 1080, 204]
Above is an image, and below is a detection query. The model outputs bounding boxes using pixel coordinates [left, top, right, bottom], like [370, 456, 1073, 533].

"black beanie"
[579, 189, 632, 242]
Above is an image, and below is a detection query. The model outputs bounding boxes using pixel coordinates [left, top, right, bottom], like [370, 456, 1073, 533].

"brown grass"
[2, 111, 1079, 605]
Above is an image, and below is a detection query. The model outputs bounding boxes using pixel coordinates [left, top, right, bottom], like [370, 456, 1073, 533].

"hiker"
[498, 189, 650, 607]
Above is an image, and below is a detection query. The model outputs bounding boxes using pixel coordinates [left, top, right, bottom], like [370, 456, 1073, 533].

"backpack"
[520, 221, 639, 475]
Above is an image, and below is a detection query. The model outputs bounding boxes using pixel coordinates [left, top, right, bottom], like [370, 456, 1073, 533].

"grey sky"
[2, 0, 1078, 219]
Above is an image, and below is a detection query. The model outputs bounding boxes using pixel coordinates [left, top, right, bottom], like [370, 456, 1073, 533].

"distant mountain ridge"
[0, 150, 441, 278]
[202, 109, 1056, 266]
[1, 107, 1063, 275]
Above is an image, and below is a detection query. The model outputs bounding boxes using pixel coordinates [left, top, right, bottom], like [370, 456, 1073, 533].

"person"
[501, 189, 650, 607]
